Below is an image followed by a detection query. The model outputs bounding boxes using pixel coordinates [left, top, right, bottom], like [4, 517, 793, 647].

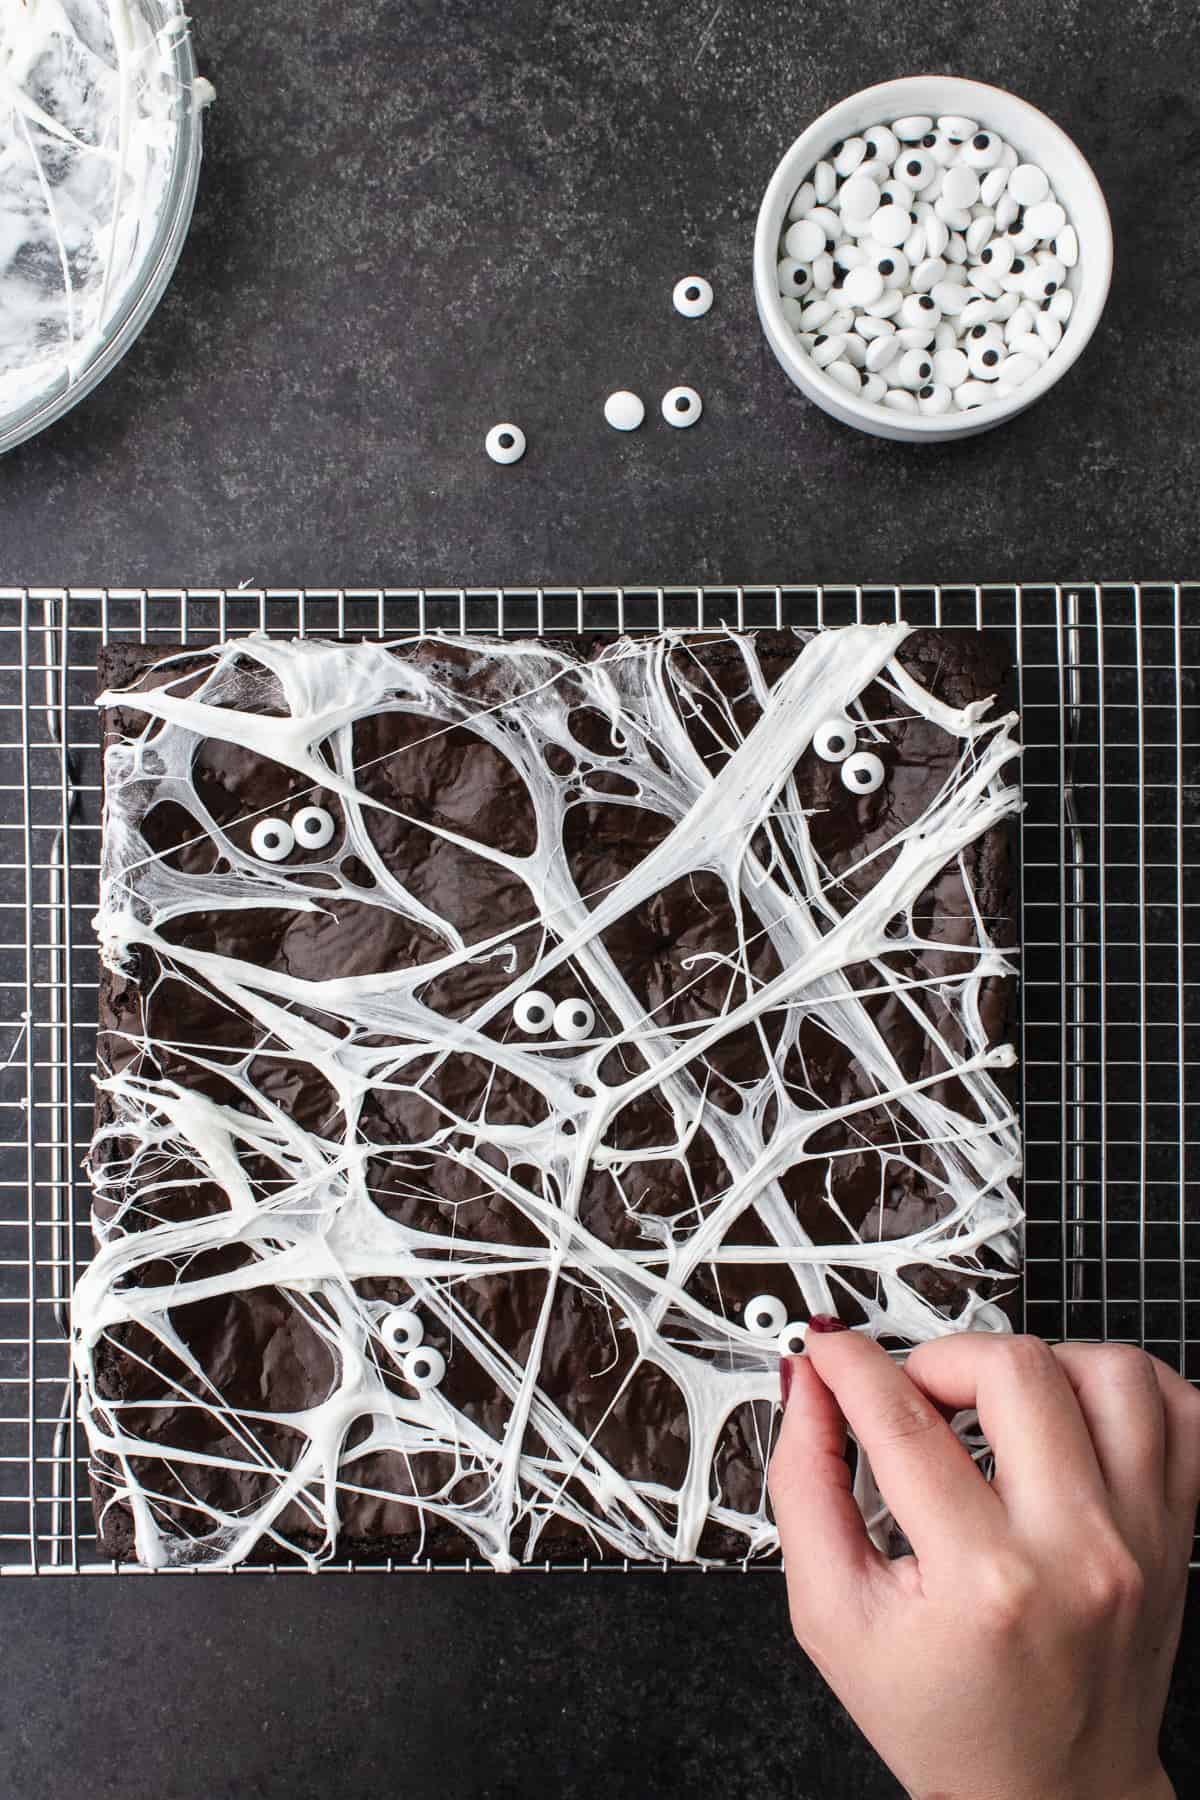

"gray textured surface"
[1, 0, 1198, 586]
[3, 3, 1198, 1797]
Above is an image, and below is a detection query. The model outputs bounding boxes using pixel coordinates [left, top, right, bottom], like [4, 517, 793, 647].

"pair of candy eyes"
[381, 1308, 445, 1389]
[250, 805, 336, 862]
[744, 1294, 811, 1356]
[813, 716, 885, 793]
[514, 992, 595, 1041]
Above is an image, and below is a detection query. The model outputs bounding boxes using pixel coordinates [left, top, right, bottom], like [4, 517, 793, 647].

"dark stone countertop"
[2, 3, 1196, 1797]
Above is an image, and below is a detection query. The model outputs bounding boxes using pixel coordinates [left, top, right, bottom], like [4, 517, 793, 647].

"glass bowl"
[0, 1, 206, 457]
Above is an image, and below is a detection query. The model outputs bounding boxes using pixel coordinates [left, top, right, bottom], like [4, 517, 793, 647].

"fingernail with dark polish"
[779, 1357, 795, 1410]
[807, 1314, 849, 1334]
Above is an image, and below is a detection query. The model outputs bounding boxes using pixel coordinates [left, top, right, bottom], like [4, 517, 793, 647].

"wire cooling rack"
[0, 586, 1194, 1576]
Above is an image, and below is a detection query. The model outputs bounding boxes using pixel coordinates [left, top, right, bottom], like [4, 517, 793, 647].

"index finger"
[804, 1329, 1002, 1564]
[769, 1354, 886, 1635]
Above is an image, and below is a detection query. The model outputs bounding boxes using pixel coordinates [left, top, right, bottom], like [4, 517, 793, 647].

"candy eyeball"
[250, 818, 295, 863]
[514, 990, 554, 1034]
[486, 423, 526, 464]
[403, 1345, 446, 1390]
[813, 715, 857, 762]
[673, 275, 713, 318]
[554, 998, 595, 1042]
[777, 1322, 808, 1357]
[381, 1309, 423, 1355]
[662, 385, 703, 427]
[292, 804, 335, 850]
[841, 750, 886, 794]
[744, 1294, 788, 1337]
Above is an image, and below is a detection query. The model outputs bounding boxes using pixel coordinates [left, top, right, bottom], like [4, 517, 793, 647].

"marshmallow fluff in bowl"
[0, 0, 202, 438]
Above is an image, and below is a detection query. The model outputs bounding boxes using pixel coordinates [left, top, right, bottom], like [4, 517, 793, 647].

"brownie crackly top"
[76, 627, 1022, 1570]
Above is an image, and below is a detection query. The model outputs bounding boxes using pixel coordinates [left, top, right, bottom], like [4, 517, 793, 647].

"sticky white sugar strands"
[76, 628, 1022, 1570]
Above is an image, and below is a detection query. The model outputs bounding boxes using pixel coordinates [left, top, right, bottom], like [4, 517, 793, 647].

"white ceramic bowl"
[754, 76, 1112, 441]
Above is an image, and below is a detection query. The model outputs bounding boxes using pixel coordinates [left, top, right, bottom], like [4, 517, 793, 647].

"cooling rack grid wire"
[0, 586, 1194, 1575]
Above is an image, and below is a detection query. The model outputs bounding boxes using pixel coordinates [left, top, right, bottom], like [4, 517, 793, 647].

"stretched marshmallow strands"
[75, 628, 1023, 1570]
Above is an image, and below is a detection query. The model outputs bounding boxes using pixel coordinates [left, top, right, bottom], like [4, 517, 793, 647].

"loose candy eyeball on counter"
[662, 385, 703, 426]
[604, 389, 645, 431]
[486, 423, 526, 464]
[673, 275, 713, 317]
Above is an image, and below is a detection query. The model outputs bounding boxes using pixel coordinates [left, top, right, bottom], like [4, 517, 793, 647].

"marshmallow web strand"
[75, 628, 1023, 1569]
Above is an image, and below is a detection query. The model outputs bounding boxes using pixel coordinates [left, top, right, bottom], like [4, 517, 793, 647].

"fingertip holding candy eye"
[777, 1322, 808, 1358]
[841, 750, 885, 794]
[814, 715, 856, 762]
[554, 999, 595, 1042]
[292, 805, 335, 849]
[745, 1294, 788, 1337]
[514, 990, 554, 1034]
[251, 818, 294, 863]
[403, 1346, 446, 1390]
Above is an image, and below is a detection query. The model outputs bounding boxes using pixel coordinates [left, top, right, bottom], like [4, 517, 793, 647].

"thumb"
[769, 1353, 886, 1637]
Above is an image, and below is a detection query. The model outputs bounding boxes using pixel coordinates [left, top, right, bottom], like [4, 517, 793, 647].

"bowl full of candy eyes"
[753, 76, 1112, 441]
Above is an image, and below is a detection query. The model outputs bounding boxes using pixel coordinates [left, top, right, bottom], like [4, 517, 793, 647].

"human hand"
[769, 1328, 1200, 1800]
